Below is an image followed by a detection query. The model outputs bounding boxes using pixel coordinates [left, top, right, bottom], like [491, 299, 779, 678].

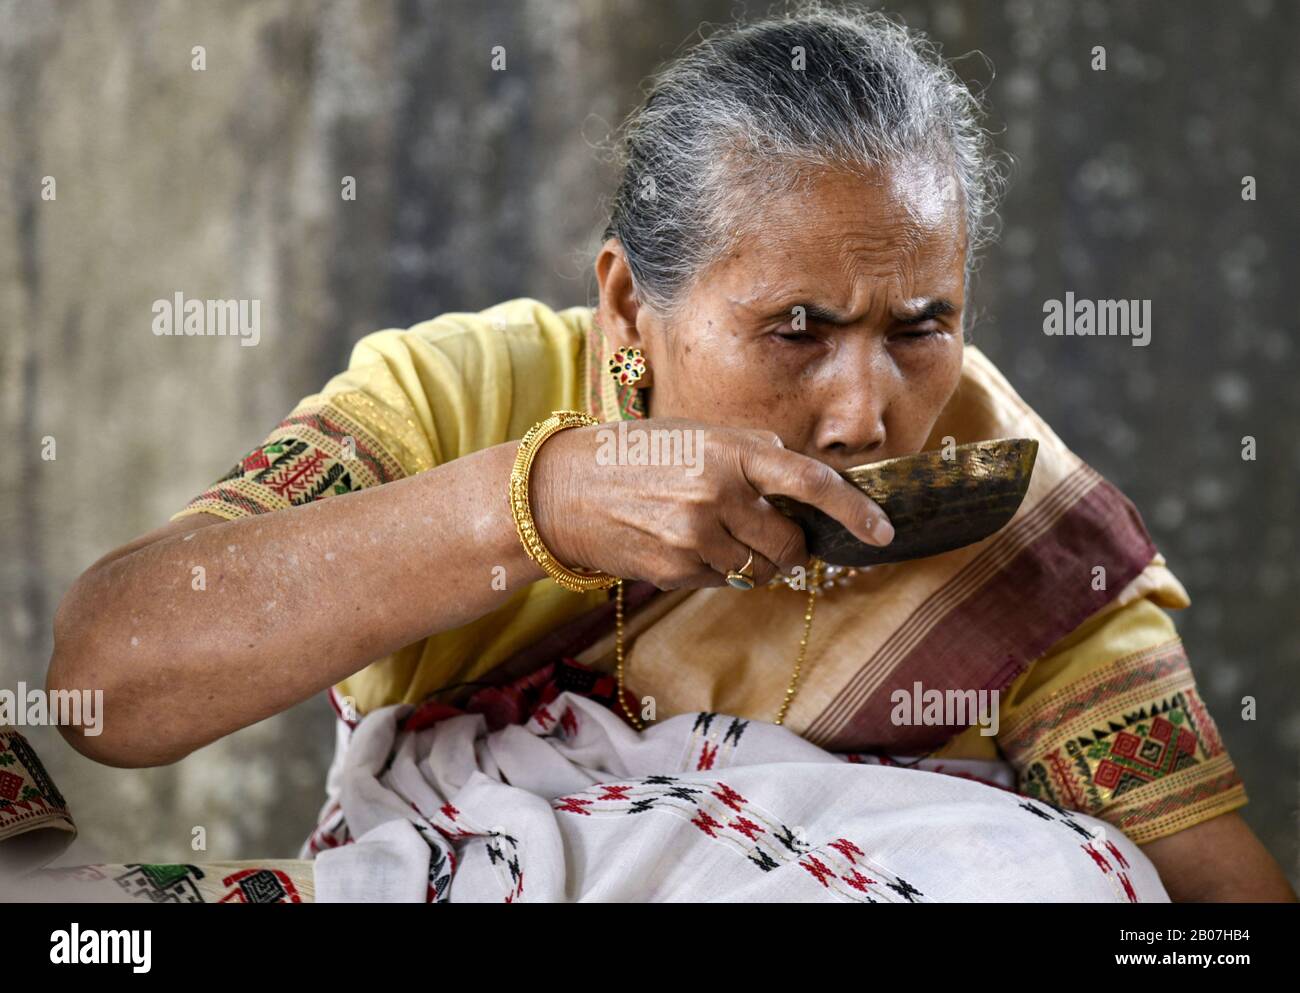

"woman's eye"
[894, 328, 940, 342]
[773, 330, 816, 343]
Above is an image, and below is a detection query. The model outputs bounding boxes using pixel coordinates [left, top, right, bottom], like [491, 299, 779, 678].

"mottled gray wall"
[1, 0, 1295, 883]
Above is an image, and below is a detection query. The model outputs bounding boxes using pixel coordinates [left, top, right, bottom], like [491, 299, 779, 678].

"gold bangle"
[509, 410, 619, 593]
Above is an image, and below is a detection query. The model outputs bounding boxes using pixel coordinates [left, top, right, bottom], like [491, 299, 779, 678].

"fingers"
[696, 527, 782, 588]
[738, 439, 895, 548]
[721, 496, 810, 577]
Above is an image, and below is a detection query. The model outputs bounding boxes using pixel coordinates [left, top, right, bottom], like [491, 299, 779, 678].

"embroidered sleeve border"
[998, 639, 1248, 845]
[171, 394, 410, 522]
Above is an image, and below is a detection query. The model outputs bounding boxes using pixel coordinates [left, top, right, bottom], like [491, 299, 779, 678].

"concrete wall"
[1, 0, 1295, 883]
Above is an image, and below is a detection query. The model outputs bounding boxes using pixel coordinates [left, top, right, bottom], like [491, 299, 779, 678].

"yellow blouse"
[172, 297, 1247, 845]
[174, 299, 613, 714]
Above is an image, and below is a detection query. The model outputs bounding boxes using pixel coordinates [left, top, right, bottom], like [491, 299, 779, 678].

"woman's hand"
[530, 417, 894, 589]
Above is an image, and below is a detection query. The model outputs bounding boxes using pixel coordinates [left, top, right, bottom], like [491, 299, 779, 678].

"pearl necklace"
[766, 561, 866, 593]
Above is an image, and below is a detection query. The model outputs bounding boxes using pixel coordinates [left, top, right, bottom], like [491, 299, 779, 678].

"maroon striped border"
[806, 464, 1101, 739]
[807, 472, 1158, 753]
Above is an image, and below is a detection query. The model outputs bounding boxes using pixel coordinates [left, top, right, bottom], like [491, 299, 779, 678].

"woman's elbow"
[47, 583, 190, 769]
[46, 674, 192, 769]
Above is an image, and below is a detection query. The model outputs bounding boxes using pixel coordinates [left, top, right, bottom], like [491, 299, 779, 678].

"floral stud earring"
[608, 346, 647, 387]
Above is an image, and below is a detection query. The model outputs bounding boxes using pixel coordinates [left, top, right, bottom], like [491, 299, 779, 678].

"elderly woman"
[37, 6, 1293, 903]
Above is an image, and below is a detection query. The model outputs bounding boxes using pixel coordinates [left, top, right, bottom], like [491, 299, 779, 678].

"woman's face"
[596, 162, 968, 473]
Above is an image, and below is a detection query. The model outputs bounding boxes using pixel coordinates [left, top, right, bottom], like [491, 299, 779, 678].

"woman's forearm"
[49, 411, 890, 769]
[1141, 812, 1298, 902]
[48, 440, 549, 767]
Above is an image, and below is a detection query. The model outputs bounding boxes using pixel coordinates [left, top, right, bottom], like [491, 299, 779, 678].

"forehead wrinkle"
[831, 229, 924, 317]
[827, 224, 912, 266]
[848, 213, 967, 301]
[711, 176, 962, 319]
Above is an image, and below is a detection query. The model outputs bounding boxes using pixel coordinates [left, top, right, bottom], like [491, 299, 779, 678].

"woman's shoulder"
[327, 297, 598, 463]
[925, 340, 1192, 672]
[927, 343, 1084, 484]
[928, 342, 1148, 549]
[349, 297, 594, 367]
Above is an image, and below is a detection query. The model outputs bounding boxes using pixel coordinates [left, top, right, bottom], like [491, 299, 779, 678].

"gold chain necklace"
[615, 558, 826, 731]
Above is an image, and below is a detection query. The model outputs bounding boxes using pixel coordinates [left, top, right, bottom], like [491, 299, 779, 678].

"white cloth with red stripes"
[311, 690, 1169, 903]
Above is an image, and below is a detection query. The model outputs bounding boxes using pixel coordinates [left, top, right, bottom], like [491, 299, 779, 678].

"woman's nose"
[815, 392, 888, 464]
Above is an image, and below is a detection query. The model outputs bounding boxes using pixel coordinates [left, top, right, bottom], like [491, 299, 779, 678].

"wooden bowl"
[767, 438, 1039, 567]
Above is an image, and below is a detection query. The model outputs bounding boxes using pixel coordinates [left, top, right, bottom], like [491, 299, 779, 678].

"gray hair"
[601, 1, 1008, 317]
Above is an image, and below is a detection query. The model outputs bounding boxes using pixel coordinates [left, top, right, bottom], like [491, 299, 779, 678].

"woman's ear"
[594, 238, 654, 388]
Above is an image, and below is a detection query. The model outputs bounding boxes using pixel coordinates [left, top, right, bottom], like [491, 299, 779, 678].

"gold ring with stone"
[725, 549, 756, 590]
